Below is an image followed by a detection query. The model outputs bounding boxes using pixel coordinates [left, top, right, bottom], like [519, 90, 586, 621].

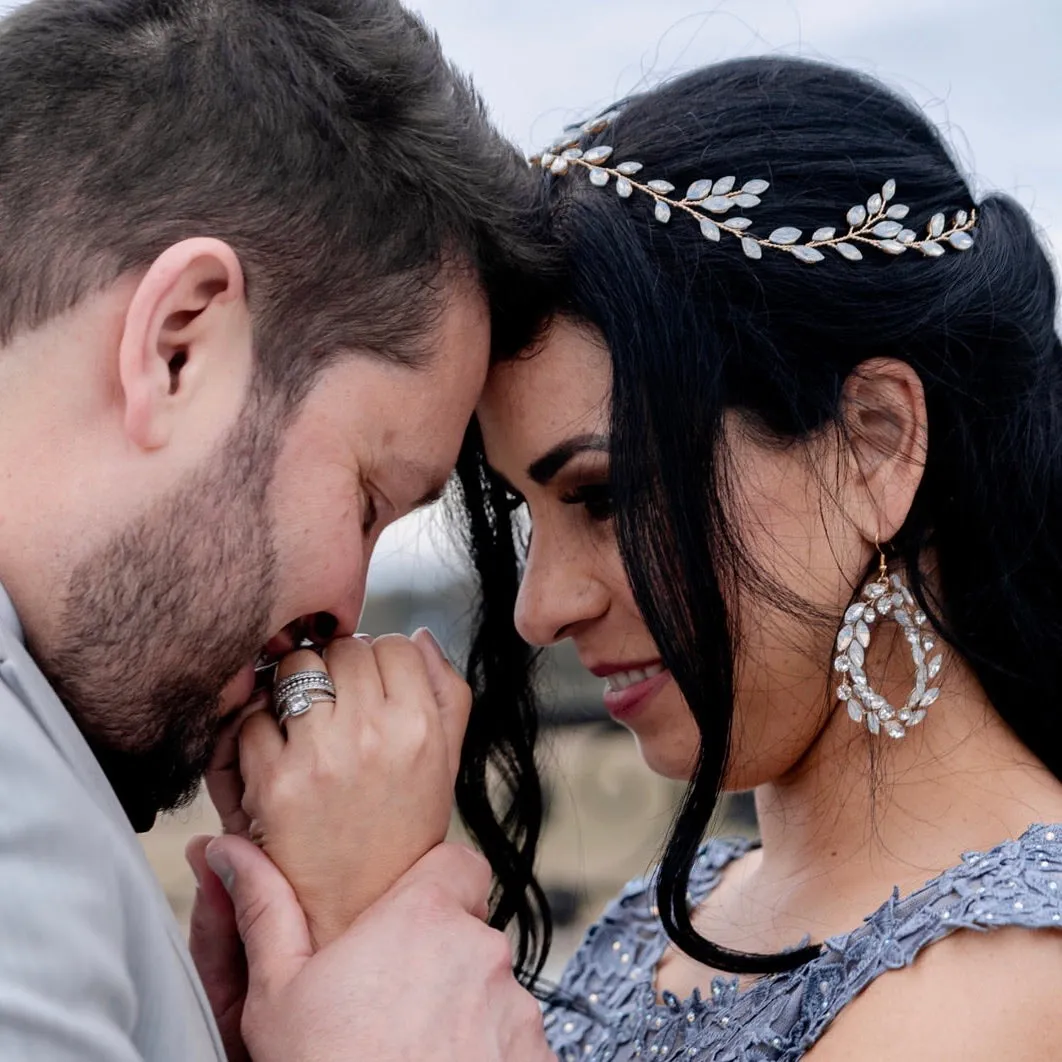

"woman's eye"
[502, 488, 526, 514]
[561, 484, 614, 522]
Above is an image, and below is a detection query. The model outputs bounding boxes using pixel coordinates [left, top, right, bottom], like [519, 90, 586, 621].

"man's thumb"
[205, 835, 313, 999]
[399, 843, 493, 922]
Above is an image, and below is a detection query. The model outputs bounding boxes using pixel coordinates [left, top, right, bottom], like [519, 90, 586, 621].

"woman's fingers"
[238, 709, 286, 781]
[410, 628, 473, 782]
[232, 630, 474, 949]
[275, 648, 330, 684]
[246, 635, 469, 774]
[353, 636, 440, 776]
[272, 648, 337, 732]
[372, 633, 437, 705]
[206, 694, 270, 837]
[321, 636, 385, 705]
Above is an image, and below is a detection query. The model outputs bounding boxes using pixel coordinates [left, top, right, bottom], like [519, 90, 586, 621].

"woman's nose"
[514, 533, 608, 647]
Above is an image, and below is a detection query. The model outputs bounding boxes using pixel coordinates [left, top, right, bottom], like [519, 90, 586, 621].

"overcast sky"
[409, 0, 1061, 232]
[369, 0, 1062, 590]
[6, 0, 1056, 589]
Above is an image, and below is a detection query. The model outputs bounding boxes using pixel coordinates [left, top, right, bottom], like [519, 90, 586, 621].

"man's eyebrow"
[413, 480, 449, 509]
[527, 433, 610, 485]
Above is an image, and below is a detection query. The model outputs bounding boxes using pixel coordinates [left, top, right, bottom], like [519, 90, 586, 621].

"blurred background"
[137, 0, 1061, 977]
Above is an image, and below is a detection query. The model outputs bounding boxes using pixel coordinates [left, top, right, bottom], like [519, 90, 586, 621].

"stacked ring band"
[273, 668, 336, 728]
[273, 669, 336, 700]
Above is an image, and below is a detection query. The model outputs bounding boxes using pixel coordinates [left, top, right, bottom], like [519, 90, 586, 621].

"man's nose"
[321, 584, 367, 641]
[295, 598, 362, 648]
[305, 611, 340, 645]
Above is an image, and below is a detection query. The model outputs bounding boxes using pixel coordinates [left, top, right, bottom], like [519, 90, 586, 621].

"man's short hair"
[0, 0, 552, 397]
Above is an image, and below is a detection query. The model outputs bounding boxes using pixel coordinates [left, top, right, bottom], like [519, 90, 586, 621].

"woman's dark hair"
[452, 56, 1062, 980]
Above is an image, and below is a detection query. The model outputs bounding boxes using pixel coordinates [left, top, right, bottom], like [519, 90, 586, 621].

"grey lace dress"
[544, 823, 1062, 1061]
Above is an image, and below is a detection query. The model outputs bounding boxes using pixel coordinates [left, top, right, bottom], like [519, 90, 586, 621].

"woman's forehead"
[482, 322, 610, 411]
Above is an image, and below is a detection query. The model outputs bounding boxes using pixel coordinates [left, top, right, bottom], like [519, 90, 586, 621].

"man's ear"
[840, 357, 928, 546]
[119, 238, 250, 451]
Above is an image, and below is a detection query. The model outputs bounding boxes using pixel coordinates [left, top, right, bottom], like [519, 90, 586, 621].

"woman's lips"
[592, 661, 672, 723]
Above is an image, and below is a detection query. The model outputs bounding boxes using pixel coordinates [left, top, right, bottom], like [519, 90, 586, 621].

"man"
[0, 0, 553, 1058]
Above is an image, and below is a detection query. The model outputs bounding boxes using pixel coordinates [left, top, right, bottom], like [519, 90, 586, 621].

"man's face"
[35, 280, 490, 829]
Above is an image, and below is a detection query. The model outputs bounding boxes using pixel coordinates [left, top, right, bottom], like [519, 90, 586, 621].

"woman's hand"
[236, 629, 472, 950]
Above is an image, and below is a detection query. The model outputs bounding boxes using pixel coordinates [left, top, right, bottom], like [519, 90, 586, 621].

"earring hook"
[874, 540, 888, 583]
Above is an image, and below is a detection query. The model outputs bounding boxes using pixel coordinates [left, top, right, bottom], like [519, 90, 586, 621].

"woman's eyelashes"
[492, 468, 612, 522]
[501, 485, 526, 514]
[560, 482, 614, 522]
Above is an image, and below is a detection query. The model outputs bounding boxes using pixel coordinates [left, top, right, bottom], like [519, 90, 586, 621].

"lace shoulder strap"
[793, 824, 1062, 1050]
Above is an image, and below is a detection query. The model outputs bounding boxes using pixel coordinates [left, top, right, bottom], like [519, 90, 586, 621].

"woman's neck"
[657, 655, 1062, 998]
[751, 656, 1062, 903]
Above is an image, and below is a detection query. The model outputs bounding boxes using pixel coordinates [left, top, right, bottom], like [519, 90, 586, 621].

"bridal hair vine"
[531, 115, 977, 264]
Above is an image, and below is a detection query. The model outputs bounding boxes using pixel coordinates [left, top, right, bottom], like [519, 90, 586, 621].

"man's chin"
[84, 718, 222, 833]
[93, 754, 203, 832]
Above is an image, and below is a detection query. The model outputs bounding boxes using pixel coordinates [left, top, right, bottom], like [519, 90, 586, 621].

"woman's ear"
[841, 357, 928, 545]
[118, 237, 251, 450]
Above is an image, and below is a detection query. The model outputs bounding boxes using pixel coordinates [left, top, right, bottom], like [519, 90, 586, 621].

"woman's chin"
[631, 730, 699, 782]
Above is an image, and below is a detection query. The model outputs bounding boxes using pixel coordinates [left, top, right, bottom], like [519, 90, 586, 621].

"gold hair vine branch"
[532, 119, 977, 263]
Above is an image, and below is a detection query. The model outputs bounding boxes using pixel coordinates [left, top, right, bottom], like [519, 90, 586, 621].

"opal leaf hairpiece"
[532, 118, 976, 264]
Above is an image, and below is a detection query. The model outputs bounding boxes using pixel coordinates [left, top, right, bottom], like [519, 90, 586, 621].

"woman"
[232, 57, 1062, 1061]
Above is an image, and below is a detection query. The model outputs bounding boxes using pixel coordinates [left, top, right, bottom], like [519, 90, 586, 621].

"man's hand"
[188, 693, 267, 1059]
[187, 836, 250, 1062]
[203, 836, 553, 1062]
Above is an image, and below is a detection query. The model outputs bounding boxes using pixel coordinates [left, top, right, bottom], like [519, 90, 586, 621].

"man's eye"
[362, 493, 379, 534]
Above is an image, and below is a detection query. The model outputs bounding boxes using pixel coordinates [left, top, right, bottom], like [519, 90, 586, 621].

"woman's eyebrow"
[527, 433, 610, 485]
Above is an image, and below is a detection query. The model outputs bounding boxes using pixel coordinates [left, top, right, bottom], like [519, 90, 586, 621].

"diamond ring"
[275, 688, 336, 729]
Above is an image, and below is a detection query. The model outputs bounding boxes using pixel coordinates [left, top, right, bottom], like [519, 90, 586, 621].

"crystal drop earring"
[833, 549, 942, 739]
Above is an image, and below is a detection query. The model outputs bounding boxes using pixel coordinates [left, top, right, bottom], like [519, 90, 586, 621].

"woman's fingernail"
[354, 633, 374, 645]
[205, 845, 236, 895]
[413, 627, 449, 664]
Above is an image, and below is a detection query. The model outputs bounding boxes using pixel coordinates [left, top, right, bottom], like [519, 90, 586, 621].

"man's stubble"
[36, 389, 283, 831]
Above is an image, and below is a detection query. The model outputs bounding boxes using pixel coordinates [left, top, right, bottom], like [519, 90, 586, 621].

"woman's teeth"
[605, 663, 665, 692]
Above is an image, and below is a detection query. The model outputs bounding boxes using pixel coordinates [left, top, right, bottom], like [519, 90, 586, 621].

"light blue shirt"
[0, 583, 225, 1060]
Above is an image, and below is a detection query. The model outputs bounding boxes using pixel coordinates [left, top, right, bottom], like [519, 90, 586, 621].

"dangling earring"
[833, 548, 942, 739]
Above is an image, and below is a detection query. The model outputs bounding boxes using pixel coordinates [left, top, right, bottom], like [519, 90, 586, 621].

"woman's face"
[477, 319, 873, 785]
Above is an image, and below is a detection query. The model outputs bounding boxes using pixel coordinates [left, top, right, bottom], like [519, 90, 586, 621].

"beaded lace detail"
[545, 825, 1062, 1061]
